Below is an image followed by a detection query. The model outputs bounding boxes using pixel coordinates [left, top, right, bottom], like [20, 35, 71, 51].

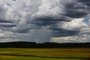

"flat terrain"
[0, 48, 90, 60]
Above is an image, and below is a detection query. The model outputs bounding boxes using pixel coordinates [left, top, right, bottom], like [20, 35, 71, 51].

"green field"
[0, 48, 90, 60]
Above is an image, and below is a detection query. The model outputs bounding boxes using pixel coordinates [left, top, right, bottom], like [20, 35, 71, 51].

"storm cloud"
[0, 0, 90, 43]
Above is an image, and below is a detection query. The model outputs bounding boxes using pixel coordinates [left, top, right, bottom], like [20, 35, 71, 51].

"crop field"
[0, 48, 90, 60]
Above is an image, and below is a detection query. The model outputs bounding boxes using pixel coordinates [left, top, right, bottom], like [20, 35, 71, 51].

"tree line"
[0, 41, 90, 48]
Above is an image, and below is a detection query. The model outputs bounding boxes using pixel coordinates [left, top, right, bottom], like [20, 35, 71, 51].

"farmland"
[0, 48, 90, 60]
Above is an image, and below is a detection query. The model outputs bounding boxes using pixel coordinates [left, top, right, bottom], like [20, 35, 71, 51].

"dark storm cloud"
[0, 19, 15, 27]
[0, 23, 15, 27]
[31, 17, 58, 26]
[30, 15, 72, 28]
[64, 1, 88, 18]
[78, 0, 90, 5]
[65, 11, 87, 18]
[12, 29, 29, 33]
[51, 28, 79, 37]
[0, 19, 13, 23]
[31, 18, 56, 26]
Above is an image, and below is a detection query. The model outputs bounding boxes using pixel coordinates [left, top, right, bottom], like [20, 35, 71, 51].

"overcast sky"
[0, 0, 90, 43]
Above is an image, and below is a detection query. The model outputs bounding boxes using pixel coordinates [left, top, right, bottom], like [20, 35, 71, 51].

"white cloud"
[57, 18, 88, 30]
[35, 0, 65, 17]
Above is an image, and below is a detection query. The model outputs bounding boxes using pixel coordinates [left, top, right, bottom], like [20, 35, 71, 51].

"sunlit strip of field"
[0, 55, 82, 60]
[0, 48, 90, 60]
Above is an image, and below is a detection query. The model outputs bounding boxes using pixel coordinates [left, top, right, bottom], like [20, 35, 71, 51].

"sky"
[0, 0, 90, 43]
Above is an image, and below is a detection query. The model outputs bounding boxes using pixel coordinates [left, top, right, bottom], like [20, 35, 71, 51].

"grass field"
[0, 48, 90, 60]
